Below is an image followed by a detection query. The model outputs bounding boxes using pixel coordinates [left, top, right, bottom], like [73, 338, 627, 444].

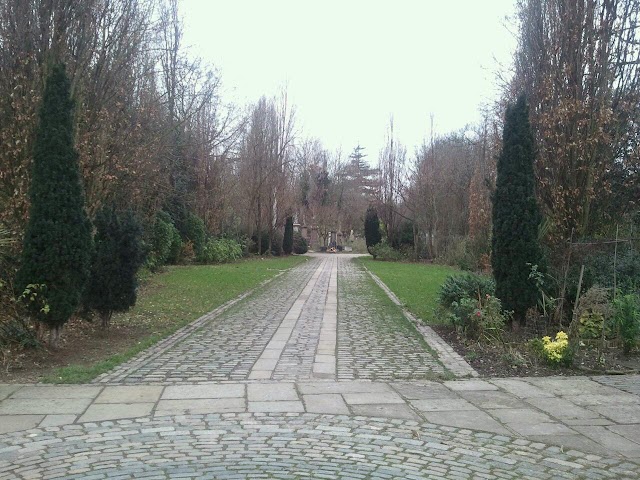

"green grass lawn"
[356, 257, 458, 325]
[44, 256, 308, 383]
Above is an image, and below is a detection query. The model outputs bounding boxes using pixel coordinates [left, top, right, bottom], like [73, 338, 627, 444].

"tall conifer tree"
[84, 207, 145, 328]
[492, 94, 544, 322]
[282, 216, 294, 255]
[364, 205, 382, 258]
[16, 63, 92, 346]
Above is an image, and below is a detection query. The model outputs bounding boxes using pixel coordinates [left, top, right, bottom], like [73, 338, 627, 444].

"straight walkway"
[1, 255, 639, 479]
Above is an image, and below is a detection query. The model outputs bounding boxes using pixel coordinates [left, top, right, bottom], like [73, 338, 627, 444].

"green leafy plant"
[612, 294, 640, 354]
[528, 263, 558, 319]
[292, 232, 308, 254]
[369, 241, 405, 261]
[575, 286, 613, 340]
[184, 212, 206, 259]
[200, 238, 244, 264]
[148, 211, 182, 270]
[437, 273, 495, 310]
[449, 294, 509, 342]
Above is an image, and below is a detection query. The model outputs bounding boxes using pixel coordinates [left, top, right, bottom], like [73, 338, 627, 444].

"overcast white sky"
[182, 0, 517, 160]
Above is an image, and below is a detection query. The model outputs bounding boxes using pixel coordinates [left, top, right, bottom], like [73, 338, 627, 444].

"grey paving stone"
[562, 393, 639, 407]
[592, 375, 640, 395]
[590, 403, 640, 424]
[444, 380, 499, 391]
[506, 422, 575, 436]
[78, 403, 154, 422]
[421, 410, 511, 435]
[342, 392, 404, 405]
[0, 398, 93, 415]
[38, 415, 78, 428]
[155, 398, 245, 415]
[350, 404, 421, 421]
[95, 386, 163, 404]
[486, 408, 553, 424]
[162, 384, 244, 400]
[302, 394, 350, 415]
[527, 377, 622, 396]
[0, 415, 43, 434]
[488, 378, 555, 398]
[574, 425, 640, 457]
[526, 434, 611, 456]
[607, 424, 640, 445]
[390, 381, 457, 400]
[9, 386, 102, 399]
[409, 398, 479, 412]
[298, 382, 393, 395]
[459, 390, 529, 409]
[248, 401, 304, 413]
[525, 396, 603, 421]
[248, 384, 298, 402]
[0, 385, 22, 401]
[312, 363, 335, 375]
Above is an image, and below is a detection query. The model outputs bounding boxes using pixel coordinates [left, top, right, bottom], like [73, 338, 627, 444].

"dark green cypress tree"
[282, 216, 294, 255]
[84, 207, 145, 328]
[16, 64, 92, 346]
[364, 205, 382, 259]
[491, 94, 544, 322]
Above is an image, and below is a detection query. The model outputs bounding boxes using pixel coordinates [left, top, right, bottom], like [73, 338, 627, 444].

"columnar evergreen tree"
[364, 205, 382, 258]
[84, 207, 145, 328]
[282, 216, 294, 255]
[492, 94, 544, 323]
[16, 63, 92, 347]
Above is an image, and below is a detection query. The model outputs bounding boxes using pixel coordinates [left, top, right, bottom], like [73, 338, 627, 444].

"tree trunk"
[100, 311, 112, 329]
[48, 325, 62, 349]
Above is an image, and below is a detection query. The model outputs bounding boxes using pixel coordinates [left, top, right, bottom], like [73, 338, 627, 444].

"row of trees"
[2, 0, 639, 338]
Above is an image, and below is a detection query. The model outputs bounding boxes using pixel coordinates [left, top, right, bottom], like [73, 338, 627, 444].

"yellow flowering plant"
[541, 331, 571, 365]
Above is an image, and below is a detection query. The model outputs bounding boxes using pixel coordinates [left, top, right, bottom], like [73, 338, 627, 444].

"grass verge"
[43, 256, 308, 383]
[356, 257, 458, 325]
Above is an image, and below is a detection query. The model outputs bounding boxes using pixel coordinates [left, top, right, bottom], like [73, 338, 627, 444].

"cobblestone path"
[95, 258, 323, 383]
[1, 255, 639, 479]
[95, 255, 446, 384]
[1, 413, 638, 480]
[337, 259, 446, 380]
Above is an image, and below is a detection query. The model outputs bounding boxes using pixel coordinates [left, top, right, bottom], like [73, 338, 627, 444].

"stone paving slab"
[94, 385, 163, 403]
[79, 402, 155, 422]
[1, 375, 639, 459]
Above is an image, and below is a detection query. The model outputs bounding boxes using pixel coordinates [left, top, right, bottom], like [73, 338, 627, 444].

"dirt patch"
[432, 324, 640, 378]
[0, 316, 148, 383]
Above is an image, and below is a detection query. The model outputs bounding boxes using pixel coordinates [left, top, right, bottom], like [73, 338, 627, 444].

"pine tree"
[364, 205, 382, 259]
[492, 94, 544, 323]
[84, 207, 145, 328]
[16, 64, 92, 347]
[282, 216, 294, 255]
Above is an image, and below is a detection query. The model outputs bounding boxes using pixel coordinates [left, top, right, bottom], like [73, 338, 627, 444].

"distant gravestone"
[344, 246, 353, 252]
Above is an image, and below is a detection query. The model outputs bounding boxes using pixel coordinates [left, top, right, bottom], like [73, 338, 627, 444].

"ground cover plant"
[0, 256, 307, 383]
